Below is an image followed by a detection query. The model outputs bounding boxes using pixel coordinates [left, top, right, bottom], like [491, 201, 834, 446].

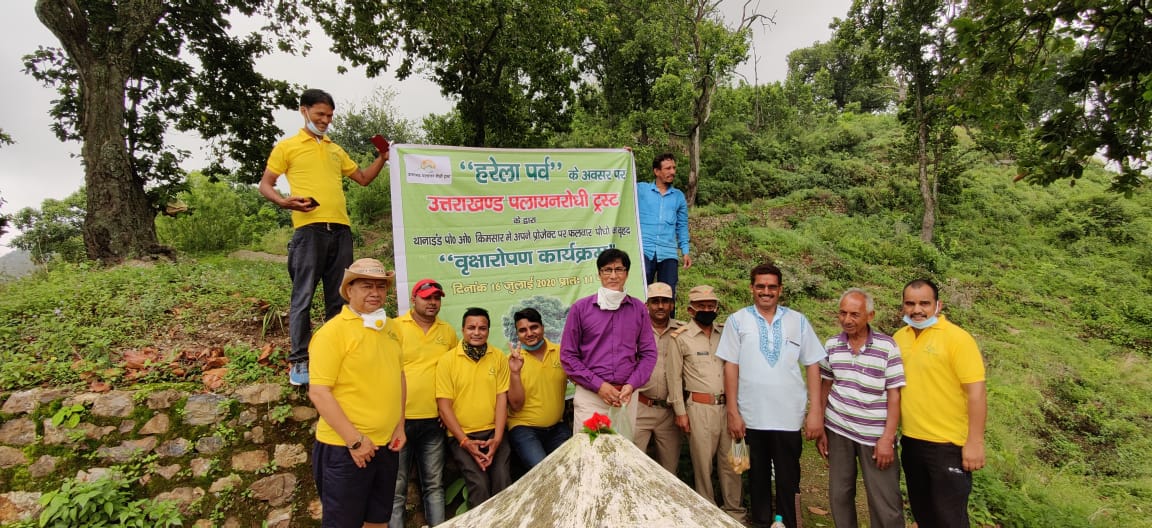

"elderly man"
[560, 248, 658, 439]
[895, 279, 986, 528]
[259, 88, 389, 385]
[437, 307, 511, 507]
[633, 282, 684, 472]
[672, 285, 744, 518]
[391, 279, 457, 527]
[817, 288, 906, 528]
[308, 258, 406, 528]
[507, 307, 572, 469]
[718, 263, 825, 528]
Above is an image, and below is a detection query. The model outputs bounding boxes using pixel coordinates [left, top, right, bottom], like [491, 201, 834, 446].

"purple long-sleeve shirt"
[560, 294, 658, 392]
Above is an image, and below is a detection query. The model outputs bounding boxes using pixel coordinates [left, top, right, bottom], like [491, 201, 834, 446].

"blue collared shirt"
[637, 182, 690, 261]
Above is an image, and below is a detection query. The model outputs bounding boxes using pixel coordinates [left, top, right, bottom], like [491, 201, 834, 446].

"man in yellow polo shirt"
[506, 307, 571, 469]
[894, 279, 987, 528]
[308, 258, 406, 527]
[437, 307, 511, 507]
[390, 279, 457, 527]
[259, 88, 389, 386]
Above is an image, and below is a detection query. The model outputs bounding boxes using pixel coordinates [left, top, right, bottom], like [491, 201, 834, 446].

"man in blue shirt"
[637, 153, 692, 299]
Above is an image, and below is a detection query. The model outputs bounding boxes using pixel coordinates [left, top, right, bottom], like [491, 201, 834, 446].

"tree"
[650, 0, 767, 207]
[11, 189, 87, 264]
[327, 87, 423, 159]
[307, 0, 582, 148]
[785, 39, 894, 113]
[840, 0, 964, 243]
[26, 0, 305, 263]
[0, 128, 12, 146]
[952, 0, 1152, 193]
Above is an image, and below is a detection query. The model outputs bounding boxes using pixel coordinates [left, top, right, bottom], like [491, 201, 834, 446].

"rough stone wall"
[0, 384, 322, 527]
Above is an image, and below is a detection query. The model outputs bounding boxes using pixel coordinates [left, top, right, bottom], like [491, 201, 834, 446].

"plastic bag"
[607, 403, 634, 440]
[729, 438, 751, 474]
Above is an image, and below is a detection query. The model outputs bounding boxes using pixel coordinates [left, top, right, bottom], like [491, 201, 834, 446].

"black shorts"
[312, 440, 400, 527]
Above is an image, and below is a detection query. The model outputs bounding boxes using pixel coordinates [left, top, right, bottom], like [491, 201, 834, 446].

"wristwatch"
[348, 434, 364, 450]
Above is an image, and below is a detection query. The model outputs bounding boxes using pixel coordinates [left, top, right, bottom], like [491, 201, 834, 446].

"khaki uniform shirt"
[638, 319, 685, 406]
[671, 320, 723, 416]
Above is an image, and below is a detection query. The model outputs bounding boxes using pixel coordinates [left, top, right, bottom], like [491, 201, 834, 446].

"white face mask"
[305, 119, 327, 137]
[596, 287, 627, 311]
[359, 308, 388, 331]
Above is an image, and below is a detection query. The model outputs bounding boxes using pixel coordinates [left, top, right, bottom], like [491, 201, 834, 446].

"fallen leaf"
[257, 343, 274, 364]
[202, 368, 228, 390]
[205, 356, 230, 369]
[89, 381, 112, 393]
[807, 506, 829, 516]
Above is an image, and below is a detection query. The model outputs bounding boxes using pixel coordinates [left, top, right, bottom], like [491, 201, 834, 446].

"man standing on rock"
[259, 88, 389, 386]
[818, 288, 906, 528]
[672, 285, 745, 519]
[633, 282, 684, 473]
[391, 279, 457, 527]
[718, 262, 825, 528]
[895, 279, 986, 528]
[561, 248, 658, 439]
[308, 258, 406, 527]
[637, 153, 691, 298]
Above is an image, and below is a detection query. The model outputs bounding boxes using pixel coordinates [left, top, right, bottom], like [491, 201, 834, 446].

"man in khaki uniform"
[633, 282, 685, 473]
[671, 285, 745, 517]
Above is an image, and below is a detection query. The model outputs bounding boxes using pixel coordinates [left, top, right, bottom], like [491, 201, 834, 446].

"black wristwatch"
[348, 434, 364, 450]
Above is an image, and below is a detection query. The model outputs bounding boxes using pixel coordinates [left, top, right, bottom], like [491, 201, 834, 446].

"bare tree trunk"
[915, 96, 936, 244]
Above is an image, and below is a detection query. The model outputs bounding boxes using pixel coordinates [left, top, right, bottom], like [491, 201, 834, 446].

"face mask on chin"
[305, 119, 326, 137]
[597, 287, 627, 311]
[902, 302, 940, 330]
[521, 339, 545, 352]
[358, 308, 388, 331]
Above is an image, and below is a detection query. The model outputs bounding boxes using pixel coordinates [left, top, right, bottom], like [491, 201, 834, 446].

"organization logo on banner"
[404, 155, 452, 184]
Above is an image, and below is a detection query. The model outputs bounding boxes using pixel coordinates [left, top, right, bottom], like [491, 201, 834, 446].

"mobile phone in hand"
[370, 134, 390, 154]
[307, 197, 319, 208]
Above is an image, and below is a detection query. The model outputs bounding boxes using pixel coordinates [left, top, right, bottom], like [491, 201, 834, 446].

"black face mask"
[693, 310, 718, 327]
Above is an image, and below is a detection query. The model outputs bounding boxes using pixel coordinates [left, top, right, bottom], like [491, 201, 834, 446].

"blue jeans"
[644, 254, 680, 297]
[507, 422, 572, 469]
[390, 418, 446, 527]
[902, 436, 972, 528]
[287, 223, 352, 365]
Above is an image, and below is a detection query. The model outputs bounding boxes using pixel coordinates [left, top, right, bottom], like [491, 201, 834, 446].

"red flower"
[582, 412, 614, 443]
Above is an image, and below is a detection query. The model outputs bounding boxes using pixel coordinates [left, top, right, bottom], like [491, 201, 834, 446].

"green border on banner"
[389, 145, 645, 349]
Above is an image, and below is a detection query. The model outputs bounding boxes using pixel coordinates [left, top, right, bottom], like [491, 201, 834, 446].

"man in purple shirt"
[561, 248, 658, 440]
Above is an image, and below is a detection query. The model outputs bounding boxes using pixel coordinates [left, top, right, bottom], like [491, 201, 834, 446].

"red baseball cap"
[412, 279, 446, 299]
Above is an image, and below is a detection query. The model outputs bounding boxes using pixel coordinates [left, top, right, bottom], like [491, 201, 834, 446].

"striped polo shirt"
[820, 328, 906, 446]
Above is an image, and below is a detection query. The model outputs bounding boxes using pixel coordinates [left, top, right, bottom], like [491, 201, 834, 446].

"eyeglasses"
[599, 267, 628, 275]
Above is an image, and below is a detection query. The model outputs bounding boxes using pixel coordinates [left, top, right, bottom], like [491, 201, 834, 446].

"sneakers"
[289, 362, 309, 386]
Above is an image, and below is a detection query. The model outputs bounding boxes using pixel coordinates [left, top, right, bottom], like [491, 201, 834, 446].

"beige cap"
[688, 285, 719, 303]
[646, 282, 674, 300]
[339, 258, 395, 301]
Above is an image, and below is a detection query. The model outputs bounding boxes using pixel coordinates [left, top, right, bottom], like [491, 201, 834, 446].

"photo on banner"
[389, 145, 644, 349]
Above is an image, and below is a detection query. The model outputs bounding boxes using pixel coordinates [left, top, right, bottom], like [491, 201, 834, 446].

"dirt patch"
[228, 250, 287, 264]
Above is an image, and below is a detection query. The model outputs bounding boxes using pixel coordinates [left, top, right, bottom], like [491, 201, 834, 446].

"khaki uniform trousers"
[686, 399, 745, 515]
[634, 402, 682, 473]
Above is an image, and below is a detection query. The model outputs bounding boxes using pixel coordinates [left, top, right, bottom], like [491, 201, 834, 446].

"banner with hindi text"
[389, 146, 643, 349]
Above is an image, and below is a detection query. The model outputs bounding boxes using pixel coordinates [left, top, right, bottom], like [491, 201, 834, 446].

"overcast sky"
[0, 0, 849, 252]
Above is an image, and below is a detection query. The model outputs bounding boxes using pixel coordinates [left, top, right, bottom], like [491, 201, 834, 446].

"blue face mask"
[902, 302, 941, 330]
[305, 119, 326, 137]
[521, 339, 545, 352]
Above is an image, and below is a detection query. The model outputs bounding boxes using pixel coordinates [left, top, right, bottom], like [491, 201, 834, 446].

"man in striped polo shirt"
[817, 288, 906, 528]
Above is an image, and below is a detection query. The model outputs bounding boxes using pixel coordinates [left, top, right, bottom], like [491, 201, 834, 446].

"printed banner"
[389, 145, 643, 349]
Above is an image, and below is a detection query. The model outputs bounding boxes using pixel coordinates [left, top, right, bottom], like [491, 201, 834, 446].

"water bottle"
[769, 515, 786, 528]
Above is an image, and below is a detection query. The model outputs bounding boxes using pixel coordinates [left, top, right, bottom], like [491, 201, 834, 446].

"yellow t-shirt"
[893, 314, 985, 446]
[309, 306, 404, 446]
[265, 129, 358, 228]
[394, 311, 459, 419]
[436, 344, 510, 434]
[508, 340, 567, 429]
